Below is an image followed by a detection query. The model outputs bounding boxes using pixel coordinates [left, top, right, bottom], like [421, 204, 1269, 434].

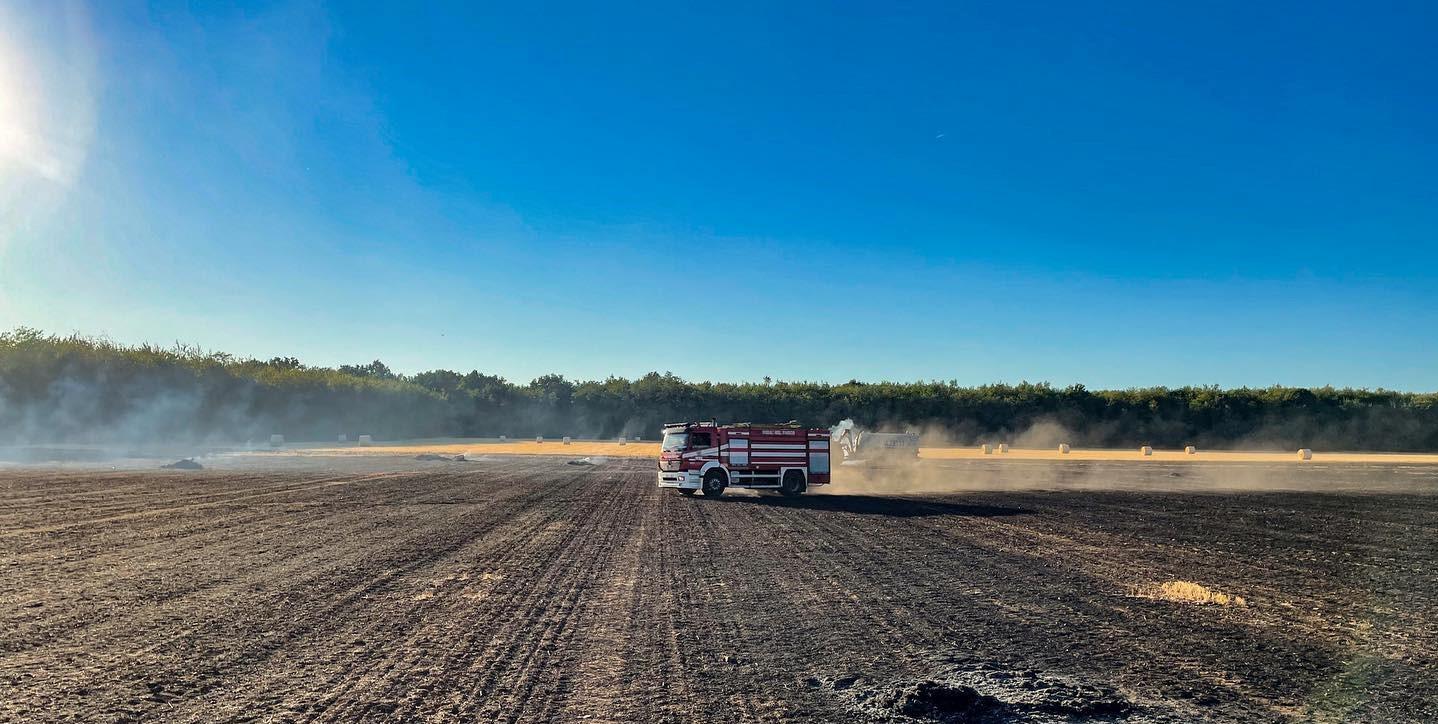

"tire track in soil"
[305, 490, 599, 719]
[656, 494, 793, 723]
[550, 470, 681, 723]
[437, 467, 639, 723]
[551, 476, 725, 722]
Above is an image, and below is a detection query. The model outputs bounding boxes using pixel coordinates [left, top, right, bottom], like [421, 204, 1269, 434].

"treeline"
[0, 329, 447, 444]
[2, 328, 1436, 450]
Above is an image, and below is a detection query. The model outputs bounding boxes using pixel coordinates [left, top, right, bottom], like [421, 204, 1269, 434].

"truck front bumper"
[657, 471, 700, 489]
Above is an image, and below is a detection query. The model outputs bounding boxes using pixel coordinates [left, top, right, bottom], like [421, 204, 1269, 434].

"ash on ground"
[812, 659, 1172, 723]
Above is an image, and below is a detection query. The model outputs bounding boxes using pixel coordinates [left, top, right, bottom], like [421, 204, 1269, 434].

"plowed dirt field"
[3, 456, 1436, 722]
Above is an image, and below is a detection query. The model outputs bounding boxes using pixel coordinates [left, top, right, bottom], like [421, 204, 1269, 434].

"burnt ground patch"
[1, 457, 1435, 722]
[815, 659, 1143, 723]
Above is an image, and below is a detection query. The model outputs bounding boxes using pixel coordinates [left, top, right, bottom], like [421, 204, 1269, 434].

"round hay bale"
[499, 435, 507, 442]
[1058, 443, 1071, 454]
[1184, 445, 1196, 455]
[980, 443, 993, 454]
[1297, 448, 1313, 461]
[618, 437, 627, 446]
[998, 443, 1010, 453]
[1140, 446, 1153, 456]
[536, 436, 544, 443]
[563, 436, 572, 445]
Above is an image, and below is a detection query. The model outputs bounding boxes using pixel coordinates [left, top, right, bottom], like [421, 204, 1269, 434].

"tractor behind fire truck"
[657, 421, 831, 497]
[830, 419, 920, 464]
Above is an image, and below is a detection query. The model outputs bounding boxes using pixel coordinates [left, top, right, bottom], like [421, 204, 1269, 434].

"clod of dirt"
[161, 459, 203, 470]
[876, 681, 1000, 721]
[414, 453, 475, 462]
[144, 681, 179, 703]
[566, 456, 608, 466]
[836, 661, 1137, 722]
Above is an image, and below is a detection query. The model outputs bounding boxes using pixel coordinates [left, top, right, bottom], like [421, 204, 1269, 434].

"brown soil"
[2, 457, 1435, 722]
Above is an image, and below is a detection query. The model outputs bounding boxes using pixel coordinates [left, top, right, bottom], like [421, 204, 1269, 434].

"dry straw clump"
[1130, 580, 1247, 607]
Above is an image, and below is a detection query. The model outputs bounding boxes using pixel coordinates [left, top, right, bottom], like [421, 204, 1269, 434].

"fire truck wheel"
[701, 470, 728, 497]
[780, 470, 806, 496]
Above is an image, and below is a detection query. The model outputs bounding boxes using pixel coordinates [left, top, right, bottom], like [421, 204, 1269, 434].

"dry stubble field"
[2, 455, 1437, 722]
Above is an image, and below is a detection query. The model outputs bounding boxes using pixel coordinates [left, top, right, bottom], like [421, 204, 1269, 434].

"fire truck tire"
[701, 470, 728, 497]
[780, 470, 806, 497]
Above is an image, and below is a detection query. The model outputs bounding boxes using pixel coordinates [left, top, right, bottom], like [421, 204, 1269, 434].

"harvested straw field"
[282, 438, 1438, 466]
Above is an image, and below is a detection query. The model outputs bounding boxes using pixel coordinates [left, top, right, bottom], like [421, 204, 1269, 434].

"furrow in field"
[0, 466, 546, 721]
[181, 493, 561, 719]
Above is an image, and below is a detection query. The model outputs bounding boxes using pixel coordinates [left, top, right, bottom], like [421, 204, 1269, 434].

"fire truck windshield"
[661, 431, 687, 451]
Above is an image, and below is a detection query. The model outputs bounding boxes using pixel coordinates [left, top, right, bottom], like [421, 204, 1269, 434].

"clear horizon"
[2, 1, 1435, 390]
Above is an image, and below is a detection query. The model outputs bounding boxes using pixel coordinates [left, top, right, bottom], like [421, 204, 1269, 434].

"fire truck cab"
[657, 421, 831, 497]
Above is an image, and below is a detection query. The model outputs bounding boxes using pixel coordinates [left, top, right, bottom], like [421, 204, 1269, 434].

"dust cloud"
[823, 457, 1438, 495]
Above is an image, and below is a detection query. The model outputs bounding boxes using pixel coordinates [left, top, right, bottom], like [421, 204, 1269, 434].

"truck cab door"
[688, 432, 713, 457]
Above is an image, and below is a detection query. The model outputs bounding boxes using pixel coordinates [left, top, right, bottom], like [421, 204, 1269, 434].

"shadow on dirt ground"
[700, 493, 1030, 518]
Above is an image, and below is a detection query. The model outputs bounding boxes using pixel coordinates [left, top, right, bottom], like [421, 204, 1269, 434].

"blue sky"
[1, 1, 1435, 389]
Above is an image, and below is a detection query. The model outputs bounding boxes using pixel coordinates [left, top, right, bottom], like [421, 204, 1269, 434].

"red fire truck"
[657, 421, 831, 497]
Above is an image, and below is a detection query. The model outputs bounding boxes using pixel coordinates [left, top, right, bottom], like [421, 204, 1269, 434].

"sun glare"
[0, 1, 96, 249]
[0, 30, 39, 179]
